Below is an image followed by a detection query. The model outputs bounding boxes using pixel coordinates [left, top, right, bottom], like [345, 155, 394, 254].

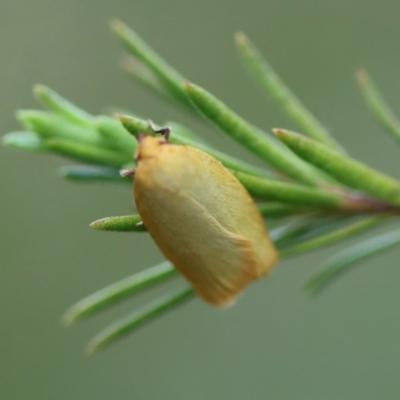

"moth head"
[134, 134, 168, 164]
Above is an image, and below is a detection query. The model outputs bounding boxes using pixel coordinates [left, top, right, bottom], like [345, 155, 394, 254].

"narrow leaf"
[184, 82, 329, 186]
[121, 56, 194, 112]
[17, 110, 101, 146]
[258, 202, 312, 218]
[95, 115, 137, 157]
[63, 262, 178, 324]
[110, 19, 189, 105]
[165, 121, 207, 143]
[235, 33, 344, 152]
[119, 114, 275, 179]
[86, 287, 194, 353]
[2, 131, 46, 152]
[34, 84, 94, 127]
[305, 227, 400, 294]
[275, 128, 400, 208]
[59, 165, 126, 183]
[90, 215, 146, 232]
[271, 215, 351, 246]
[233, 171, 344, 207]
[280, 215, 386, 257]
[44, 139, 129, 167]
[356, 69, 400, 143]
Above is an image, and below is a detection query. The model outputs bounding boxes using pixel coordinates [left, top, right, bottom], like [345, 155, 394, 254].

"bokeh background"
[2, 1, 400, 399]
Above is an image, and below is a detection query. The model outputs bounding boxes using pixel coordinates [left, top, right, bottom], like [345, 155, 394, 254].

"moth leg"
[136, 221, 145, 228]
[119, 168, 136, 178]
[148, 119, 171, 142]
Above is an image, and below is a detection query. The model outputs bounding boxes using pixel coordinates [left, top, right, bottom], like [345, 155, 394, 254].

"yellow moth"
[124, 134, 278, 307]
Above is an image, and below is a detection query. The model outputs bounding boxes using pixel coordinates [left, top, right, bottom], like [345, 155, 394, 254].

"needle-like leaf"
[356, 69, 400, 143]
[184, 82, 331, 186]
[2, 131, 46, 152]
[90, 215, 146, 232]
[59, 165, 125, 183]
[110, 19, 189, 106]
[63, 261, 178, 324]
[86, 287, 194, 353]
[34, 84, 94, 127]
[236, 32, 344, 152]
[274, 128, 400, 209]
[280, 215, 386, 257]
[305, 227, 400, 294]
[119, 114, 276, 179]
[45, 139, 129, 167]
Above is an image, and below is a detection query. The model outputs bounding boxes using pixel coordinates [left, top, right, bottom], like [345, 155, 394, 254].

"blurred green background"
[2, 1, 400, 399]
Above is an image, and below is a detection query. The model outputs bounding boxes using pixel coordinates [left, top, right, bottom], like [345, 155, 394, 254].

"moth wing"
[195, 228, 260, 306]
[135, 184, 262, 306]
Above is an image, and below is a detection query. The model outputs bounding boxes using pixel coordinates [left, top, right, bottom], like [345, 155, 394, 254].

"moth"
[122, 132, 278, 306]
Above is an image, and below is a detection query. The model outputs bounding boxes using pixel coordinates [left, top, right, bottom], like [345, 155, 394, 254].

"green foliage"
[4, 19, 400, 353]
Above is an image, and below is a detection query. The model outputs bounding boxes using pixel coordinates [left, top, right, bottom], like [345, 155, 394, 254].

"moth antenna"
[148, 119, 171, 142]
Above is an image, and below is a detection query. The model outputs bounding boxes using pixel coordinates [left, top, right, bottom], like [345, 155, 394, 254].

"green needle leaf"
[90, 215, 146, 232]
[165, 121, 206, 143]
[119, 114, 275, 179]
[280, 215, 386, 257]
[110, 19, 189, 106]
[17, 110, 101, 146]
[34, 84, 94, 127]
[63, 262, 178, 324]
[235, 33, 344, 152]
[258, 202, 312, 218]
[305, 227, 400, 294]
[274, 128, 400, 208]
[86, 287, 194, 353]
[184, 82, 330, 186]
[121, 56, 194, 112]
[44, 138, 129, 167]
[2, 131, 46, 152]
[233, 171, 344, 207]
[95, 115, 137, 157]
[271, 215, 355, 247]
[356, 69, 400, 143]
[59, 165, 126, 183]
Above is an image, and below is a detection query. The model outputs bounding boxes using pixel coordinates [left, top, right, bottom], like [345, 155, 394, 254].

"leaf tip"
[1, 133, 15, 148]
[272, 128, 286, 137]
[61, 310, 75, 326]
[84, 343, 97, 355]
[85, 339, 102, 355]
[183, 81, 193, 91]
[89, 218, 105, 230]
[117, 113, 128, 123]
[33, 83, 46, 96]
[235, 31, 247, 45]
[109, 18, 124, 33]
[355, 68, 368, 85]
